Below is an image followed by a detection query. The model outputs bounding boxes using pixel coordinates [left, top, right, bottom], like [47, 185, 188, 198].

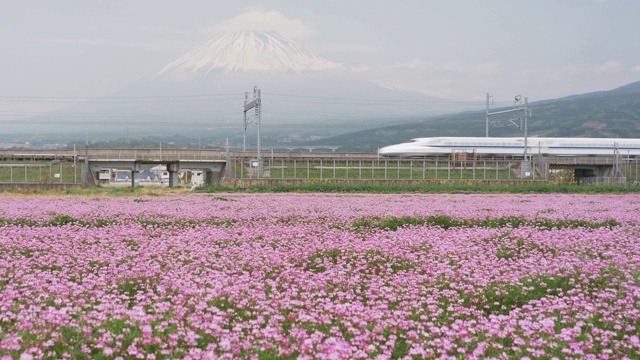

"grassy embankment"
[0, 182, 637, 195]
[194, 181, 638, 194]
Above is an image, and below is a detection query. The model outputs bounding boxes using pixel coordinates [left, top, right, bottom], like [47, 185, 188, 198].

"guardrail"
[541, 156, 631, 165]
[2, 148, 635, 163]
[0, 149, 228, 161]
[84, 149, 228, 161]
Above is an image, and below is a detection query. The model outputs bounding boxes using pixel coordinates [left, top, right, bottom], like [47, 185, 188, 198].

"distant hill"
[307, 80, 640, 152]
[6, 30, 463, 147]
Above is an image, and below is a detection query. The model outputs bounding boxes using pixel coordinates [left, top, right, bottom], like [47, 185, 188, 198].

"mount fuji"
[24, 30, 465, 146]
[155, 30, 362, 76]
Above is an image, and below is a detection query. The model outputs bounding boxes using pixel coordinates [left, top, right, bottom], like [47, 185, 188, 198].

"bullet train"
[378, 137, 640, 157]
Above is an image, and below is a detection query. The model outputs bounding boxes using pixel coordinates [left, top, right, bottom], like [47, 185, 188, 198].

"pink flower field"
[0, 193, 639, 359]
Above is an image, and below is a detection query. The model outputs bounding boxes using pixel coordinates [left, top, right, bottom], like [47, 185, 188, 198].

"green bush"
[353, 215, 621, 231]
[195, 182, 638, 194]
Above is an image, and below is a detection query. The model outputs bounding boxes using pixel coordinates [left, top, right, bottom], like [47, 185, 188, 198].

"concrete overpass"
[541, 156, 626, 184]
[79, 149, 228, 187]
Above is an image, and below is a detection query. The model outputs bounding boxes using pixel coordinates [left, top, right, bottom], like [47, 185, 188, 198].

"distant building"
[95, 165, 206, 186]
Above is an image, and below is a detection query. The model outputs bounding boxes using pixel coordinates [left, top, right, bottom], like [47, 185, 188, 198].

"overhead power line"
[0, 93, 241, 100]
[0, 97, 243, 104]
[263, 92, 486, 105]
[0, 91, 493, 125]
[0, 92, 489, 106]
[0, 110, 239, 117]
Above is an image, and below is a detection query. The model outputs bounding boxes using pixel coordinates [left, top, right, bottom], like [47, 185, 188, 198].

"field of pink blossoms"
[1, 193, 640, 359]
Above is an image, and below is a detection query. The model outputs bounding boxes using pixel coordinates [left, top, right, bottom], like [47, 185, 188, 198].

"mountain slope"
[308, 80, 640, 152]
[9, 30, 543, 148]
[155, 30, 358, 76]
[11, 30, 454, 146]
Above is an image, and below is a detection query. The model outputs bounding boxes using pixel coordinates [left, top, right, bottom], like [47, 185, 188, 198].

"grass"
[0, 186, 192, 196]
[352, 215, 621, 231]
[196, 182, 639, 194]
[0, 213, 235, 228]
[0, 181, 637, 197]
[0, 160, 79, 183]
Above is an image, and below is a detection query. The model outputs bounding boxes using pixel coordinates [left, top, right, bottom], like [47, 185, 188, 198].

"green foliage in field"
[0, 214, 235, 228]
[196, 182, 639, 194]
[352, 215, 621, 231]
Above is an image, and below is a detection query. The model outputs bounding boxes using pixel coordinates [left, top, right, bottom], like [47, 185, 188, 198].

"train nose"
[378, 145, 405, 156]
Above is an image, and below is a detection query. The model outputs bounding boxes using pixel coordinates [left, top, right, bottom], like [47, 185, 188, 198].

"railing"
[0, 149, 526, 162]
[543, 156, 627, 165]
[0, 149, 228, 161]
[85, 149, 228, 161]
[232, 157, 640, 184]
[234, 158, 532, 181]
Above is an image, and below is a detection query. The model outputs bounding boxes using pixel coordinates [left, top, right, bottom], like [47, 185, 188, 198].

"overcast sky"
[1, 0, 639, 116]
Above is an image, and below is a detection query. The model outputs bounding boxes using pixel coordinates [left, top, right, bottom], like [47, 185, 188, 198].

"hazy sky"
[2, 0, 639, 116]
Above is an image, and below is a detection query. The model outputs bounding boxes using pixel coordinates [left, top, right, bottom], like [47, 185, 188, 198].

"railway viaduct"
[0, 148, 631, 187]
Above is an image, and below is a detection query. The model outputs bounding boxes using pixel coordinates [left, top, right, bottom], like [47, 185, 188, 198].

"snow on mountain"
[155, 30, 361, 77]
[46, 31, 445, 136]
[19, 29, 456, 143]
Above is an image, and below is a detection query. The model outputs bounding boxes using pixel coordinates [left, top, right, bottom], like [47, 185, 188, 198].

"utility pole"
[485, 93, 493, 137]
[73, 144, 77, 184]
[485, 93, 531, 158]
[524, 97, 529, 161]
[243, 87, 262, 151]
[83, 144, 89, 187]
[243, 86, 262, 177]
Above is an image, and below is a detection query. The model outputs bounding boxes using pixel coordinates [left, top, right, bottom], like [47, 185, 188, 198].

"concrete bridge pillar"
[131, 170, 140, 187]
[167, 163, 180, 187]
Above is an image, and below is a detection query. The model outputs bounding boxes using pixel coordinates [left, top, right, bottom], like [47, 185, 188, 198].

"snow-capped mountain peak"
[155, 30, 358, 77]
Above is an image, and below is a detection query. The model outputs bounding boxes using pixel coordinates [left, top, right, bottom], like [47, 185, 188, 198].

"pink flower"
[141, 324, 153, 337]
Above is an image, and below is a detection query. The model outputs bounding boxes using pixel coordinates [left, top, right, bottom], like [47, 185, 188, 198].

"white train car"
[378, 137, 640, 157]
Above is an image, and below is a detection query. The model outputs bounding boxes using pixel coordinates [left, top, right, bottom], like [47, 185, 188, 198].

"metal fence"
[232, 157, 640, 183]
[2, 156, 639, 185]
[0, 160, 82, 184]
[234, 158, 534, 181]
